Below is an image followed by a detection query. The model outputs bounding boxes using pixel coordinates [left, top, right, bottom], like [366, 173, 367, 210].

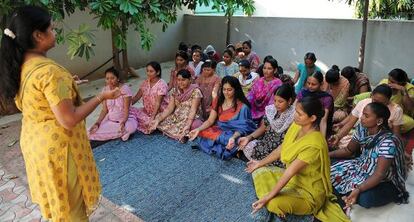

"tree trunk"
[111, 28, 121, 73]
[119, 17, 130, 81]
[226, 15, 231, 46]
[358, 0, 369, 72]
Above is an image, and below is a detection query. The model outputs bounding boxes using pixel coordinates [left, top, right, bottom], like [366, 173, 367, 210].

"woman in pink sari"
[89, 67, 137, 141]
[131, 62, 169, 134]
[247, 58, 283, 122]
[152, 69, 203, 142]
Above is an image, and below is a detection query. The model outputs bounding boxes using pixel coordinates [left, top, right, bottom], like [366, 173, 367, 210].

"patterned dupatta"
[174, 84, 199, 103]
[265, 104, 295, 134]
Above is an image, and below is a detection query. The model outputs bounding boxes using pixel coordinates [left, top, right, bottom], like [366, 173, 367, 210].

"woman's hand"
[251, 196, 270, 214]
[118, 122, 126, 134]
[180, 124, 191, 142]
[328, 134, 340, 147]
[188, 128, 200, 141]
[89, 123, 100, 134]
[101, 87, 123, 100]
[73, 75, 89, 85]
[333, 122, 343, 132]
[226, 137, 236, 150]
[342, 188, 360, 210]
[245, 160, 261, 173]
[238, 136, 250, 150]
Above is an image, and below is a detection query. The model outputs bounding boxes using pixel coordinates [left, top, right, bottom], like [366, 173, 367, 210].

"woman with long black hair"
[0, 6, 121, 221]
[188, 76, 256, 160]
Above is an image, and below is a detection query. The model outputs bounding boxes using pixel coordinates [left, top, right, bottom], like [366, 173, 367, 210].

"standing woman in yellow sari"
[246, 97, 349, 221]
[0, 6, 121, 221]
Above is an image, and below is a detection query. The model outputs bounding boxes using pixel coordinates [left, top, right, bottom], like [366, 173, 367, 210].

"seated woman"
[225, 44, 240, 64]
[293, 52, 321, 94]
[188, 76, 256, 160]
[233, 59, 259, 95]
[195, 61, 221, 120]
[324, 65, 350, 123]
[188, 49, 204, 77]
[204, 45, 221, 63]
[216, 49, 239, 77]
[256, 55, 283, 78]
[88, 67, 137, 141]
[329, 102, 408, 209]
[330, 84, 403, 149]
[247, 58, 283, 122]
[246, 97, 349, 221]
[152, 69, 203, 142]
[240, 40, 260, 72]
[379, 68, 414, 133]
[297, 71, 333, 138]
[341, 66, 371, 98]
[238, 84, 296, 165]
[131, 62, 169, 134]
[168, 50, 195, 91]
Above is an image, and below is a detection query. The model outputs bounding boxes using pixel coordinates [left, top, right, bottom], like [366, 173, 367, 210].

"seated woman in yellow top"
[379, 68, 414, 133]
[246, 97, 349, 221]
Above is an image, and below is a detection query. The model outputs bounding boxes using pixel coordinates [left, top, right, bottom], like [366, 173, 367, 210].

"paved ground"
[0, 61, 169, 222]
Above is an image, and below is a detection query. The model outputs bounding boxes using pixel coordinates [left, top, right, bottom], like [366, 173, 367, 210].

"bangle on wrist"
[96, 94, 103, 102]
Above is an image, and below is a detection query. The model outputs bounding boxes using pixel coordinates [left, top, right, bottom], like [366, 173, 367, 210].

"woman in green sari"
[246, 96, 349, 221]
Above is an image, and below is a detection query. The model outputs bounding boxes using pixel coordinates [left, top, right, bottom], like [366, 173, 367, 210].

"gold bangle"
[96, 94, 103, 102]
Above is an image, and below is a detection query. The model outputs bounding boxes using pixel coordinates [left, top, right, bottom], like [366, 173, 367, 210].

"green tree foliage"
[0, 0, 93, 59]
[340, 0, 414, 19]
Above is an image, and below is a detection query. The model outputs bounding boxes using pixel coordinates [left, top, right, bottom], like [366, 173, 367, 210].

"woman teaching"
[0, 6, 121, 221]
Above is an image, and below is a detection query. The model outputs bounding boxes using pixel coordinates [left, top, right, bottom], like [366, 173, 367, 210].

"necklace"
[223, 100, 233, 108]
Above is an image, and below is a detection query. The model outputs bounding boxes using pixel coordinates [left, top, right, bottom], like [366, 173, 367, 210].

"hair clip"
[4, 28, 16, 39]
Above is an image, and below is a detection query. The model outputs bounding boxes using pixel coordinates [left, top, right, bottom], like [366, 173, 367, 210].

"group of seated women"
[87, 41, 413, 221]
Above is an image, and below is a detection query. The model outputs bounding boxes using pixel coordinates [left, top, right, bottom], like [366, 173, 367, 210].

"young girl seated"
[188, 49, 204, 76]
[238, 84, 296, 165]
[88, 67, 137, 141]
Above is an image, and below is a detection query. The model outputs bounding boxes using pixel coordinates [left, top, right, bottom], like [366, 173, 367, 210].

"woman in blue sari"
[189, 76, 257, 160]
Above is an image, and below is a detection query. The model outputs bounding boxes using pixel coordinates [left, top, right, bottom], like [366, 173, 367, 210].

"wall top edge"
[183, 14, 414, 24]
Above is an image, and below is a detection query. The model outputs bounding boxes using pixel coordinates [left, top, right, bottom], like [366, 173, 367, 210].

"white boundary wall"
[184, 15, 414, 84]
